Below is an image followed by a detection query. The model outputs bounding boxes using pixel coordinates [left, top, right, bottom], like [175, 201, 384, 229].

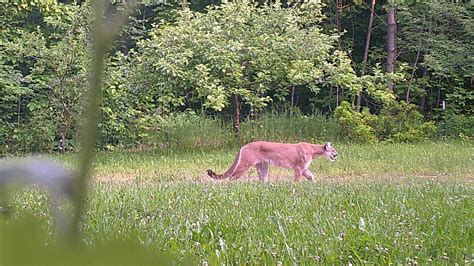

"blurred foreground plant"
[0, 0, 136, 244]
[0, 158, 74, 237]
[72, 0, 137, 241]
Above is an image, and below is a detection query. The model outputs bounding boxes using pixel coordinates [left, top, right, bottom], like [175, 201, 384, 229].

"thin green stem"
[71, 0, 136, 241]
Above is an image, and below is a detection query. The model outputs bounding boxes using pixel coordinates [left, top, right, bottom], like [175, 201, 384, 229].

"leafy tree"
[100, 50, 160, 149]
[397, 2, 473, 116]
[135, 2, 392, 135]
[1, 3, 91, 153]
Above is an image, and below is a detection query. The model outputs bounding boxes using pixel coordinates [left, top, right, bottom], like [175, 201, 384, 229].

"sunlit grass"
[3, 141, 473, 264]
[6, 179, 473, 264]
[58, 140, 473, 182]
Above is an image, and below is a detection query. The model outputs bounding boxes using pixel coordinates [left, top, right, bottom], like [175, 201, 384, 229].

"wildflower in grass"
[442, 253, 449, 260]
[219, 238, 226, 251]
[338, 232, 345, 240]
[359, 217, 366, 231]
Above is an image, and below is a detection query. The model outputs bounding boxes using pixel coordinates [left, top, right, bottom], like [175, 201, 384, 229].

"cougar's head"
[323, 142, 338, 162]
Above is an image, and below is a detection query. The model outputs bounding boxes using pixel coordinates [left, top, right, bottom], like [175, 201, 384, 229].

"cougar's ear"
[324, 142, 332, 151]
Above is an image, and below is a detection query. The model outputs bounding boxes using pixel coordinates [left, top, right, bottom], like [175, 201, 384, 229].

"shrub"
[335, 101, 438, 143]
[334, 101, 377, 143]
[377, 101, 438, 142]
[445, 114, 474, 140]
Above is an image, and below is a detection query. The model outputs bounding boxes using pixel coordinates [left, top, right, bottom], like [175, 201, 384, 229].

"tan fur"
[207, 141, 338, 181]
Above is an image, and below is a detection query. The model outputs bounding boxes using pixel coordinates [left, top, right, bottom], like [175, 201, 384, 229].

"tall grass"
[6, 179, 473, 264]
[153, 112, 234, 150]
[150, 111, 339, 152]
[86, 181, 473, 264]
[240, 111, 339, 143]
[3, 140, 473, 264]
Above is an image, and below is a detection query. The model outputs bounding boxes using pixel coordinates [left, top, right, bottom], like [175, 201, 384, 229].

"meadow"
[1, 141, 473, 264]
[2, 1, 472, 263]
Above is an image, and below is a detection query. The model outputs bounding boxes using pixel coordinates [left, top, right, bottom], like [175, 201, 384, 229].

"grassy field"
[2, 141, 473, 264]
[84, 141, 472, 182]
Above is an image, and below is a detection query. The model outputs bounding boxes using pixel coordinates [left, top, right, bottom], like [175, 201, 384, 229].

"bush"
[334, 101, 377, 143]
[445, 114, 474, 140]
[376, 101, 438, 142]
[0, 110, 59, 154]
[335, 101, 438, 143]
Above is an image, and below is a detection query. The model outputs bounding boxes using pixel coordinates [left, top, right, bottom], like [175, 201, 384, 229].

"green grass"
[58, 140, 472, 182]
[86, 181, 472, 264]
[146, 111, 339, 152]
[2, 141, 473, 264]
[5, 180, 473, 264]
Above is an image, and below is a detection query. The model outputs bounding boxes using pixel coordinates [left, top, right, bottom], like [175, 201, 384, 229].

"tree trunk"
[406, 49, 421, 103]
[356, 0, 376, 112]
[355, 92, 363, 112]
[364, 0, 376, 63]
[419, 68, 428, 114]
[291, 86, 295, 107]
[386, 6, 397, 93]
[231, 93, 240, 138]
[335, 0, 342, 35]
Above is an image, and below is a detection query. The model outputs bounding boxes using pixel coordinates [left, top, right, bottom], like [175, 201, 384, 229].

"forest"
[1, 0, 472, 154]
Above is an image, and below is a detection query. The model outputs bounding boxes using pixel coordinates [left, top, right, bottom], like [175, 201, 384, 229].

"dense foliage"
[335, 101, 437, 143]
[1, 1, 472, 154]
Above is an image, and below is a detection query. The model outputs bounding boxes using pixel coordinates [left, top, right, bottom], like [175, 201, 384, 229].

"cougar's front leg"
[293, 167, 303, 182]
[302, 169, 315, 181]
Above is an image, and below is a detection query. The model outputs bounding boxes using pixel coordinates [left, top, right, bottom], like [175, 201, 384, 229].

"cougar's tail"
[206, 147, 243, 180]
[206, 169, 223, 180]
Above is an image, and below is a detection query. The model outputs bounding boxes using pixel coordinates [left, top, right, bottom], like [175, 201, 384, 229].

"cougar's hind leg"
[207, 169, 223, 180]
[256, 162, 269, 182]
[207, 169, 217, 179]
[229, 165, 251, 180]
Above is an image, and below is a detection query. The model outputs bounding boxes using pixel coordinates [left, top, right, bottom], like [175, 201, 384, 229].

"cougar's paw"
[206, 169, 215, 178]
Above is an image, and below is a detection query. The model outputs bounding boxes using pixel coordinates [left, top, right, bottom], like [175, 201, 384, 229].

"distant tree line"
[1, 0, 472, 153]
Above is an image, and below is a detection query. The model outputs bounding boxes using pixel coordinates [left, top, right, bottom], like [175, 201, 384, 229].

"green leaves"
[397, 2, 473, 115]
[0, 2, 91, 153]
[137, 2, 353, 112]
[335, 100, 438, 143]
